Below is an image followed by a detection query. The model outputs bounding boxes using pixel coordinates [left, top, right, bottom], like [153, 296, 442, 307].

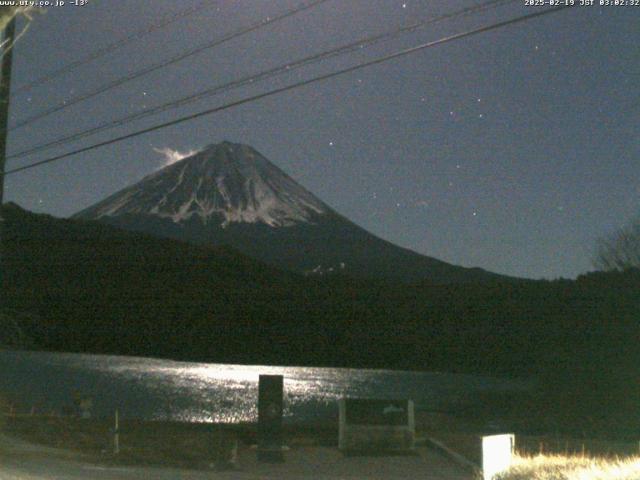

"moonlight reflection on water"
[0, 350, 529, 424]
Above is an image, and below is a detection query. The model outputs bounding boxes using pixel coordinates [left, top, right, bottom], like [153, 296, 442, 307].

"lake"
[0, 350, 529, 424]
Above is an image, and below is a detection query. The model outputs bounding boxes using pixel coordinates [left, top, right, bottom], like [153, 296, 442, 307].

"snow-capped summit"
[74, 141, 505, 284]
[75, 141, 328, 228]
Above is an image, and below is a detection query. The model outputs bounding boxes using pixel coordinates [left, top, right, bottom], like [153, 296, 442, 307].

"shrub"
[495, 454, 640, 480]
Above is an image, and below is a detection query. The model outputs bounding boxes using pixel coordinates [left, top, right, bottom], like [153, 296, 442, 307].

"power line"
[8, 0, 330, 131]
[1, 6, 572, 178]
[13, 0, 216, 95]
[8, 0, 517, 162]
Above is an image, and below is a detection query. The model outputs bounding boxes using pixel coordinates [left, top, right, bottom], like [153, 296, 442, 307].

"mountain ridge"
[74, 141, 510, 284]
[74, 141, 329, 228]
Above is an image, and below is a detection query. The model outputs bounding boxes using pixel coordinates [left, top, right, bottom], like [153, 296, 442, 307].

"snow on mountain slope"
[75, 141, 328, 228]
[74, 141, 508, 283]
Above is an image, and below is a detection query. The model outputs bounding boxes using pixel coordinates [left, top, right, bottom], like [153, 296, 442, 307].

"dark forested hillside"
[2, 203, 639, 434]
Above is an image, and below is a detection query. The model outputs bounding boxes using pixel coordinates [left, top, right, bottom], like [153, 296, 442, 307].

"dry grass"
[0, 415, 340, 470]
[2, 415, 243, 469]
[495, 454, 640, 480]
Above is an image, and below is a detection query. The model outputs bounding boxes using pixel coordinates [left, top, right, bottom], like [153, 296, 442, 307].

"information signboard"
[339, 398, 415, 454]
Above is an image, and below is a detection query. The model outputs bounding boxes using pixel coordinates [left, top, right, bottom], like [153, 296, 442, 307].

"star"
[402, 3, 407, 8]
[329, 141, 334, 146]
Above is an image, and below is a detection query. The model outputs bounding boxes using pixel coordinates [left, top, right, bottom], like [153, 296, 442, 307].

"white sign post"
[482, 434, 514, 480]
[113, 409, 120, 455]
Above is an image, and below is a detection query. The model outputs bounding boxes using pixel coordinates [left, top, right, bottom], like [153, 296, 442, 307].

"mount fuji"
[74, 141, 503, 283]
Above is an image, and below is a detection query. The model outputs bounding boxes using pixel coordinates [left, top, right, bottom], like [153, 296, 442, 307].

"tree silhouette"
[594, 216, 640, 271]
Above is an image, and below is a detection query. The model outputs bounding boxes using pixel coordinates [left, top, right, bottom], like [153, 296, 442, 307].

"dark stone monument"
[257, 374, 285, 463]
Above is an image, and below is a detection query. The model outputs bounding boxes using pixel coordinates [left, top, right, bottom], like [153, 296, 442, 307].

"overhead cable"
[1, 6, 572, 178]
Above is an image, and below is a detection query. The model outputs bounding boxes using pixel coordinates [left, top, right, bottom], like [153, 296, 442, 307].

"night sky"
[3, 0, 638, 279]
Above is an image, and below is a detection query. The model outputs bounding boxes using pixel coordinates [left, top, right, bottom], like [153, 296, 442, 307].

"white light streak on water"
[0, 351, 531, 424]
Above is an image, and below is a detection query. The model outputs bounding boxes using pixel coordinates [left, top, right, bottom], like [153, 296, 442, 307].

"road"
[0, 434, 474, 479]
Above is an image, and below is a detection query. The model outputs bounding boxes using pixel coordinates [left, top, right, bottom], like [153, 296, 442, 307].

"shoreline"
[3, 414, 639, 480]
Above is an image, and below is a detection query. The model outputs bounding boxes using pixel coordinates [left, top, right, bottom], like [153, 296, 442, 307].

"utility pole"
[0, 16, 16, 204]
[0, 16, 15, 296]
